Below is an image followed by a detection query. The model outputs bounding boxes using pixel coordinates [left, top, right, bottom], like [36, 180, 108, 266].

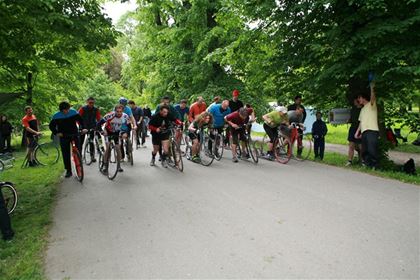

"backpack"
[402, 158, 416, 175]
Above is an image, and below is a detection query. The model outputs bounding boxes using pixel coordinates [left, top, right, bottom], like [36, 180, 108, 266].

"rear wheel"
[171, 140, 183, 172]
[35, 142, 60, 166]
[274, 137, 292, 164]
[72, 147, 84, 182]
[1, 183, 17, 214]
[0, 160, 4, 172]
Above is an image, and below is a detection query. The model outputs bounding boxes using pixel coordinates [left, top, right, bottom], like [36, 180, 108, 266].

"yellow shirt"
[359, 102, 379, 133]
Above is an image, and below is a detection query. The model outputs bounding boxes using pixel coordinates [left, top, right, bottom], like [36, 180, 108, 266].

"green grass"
[326, 124, 420, 154]
[0, 137, 63, 279]
[312, 152, 420, 185]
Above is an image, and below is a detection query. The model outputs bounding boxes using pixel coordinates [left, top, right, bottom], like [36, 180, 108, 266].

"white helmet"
[275, 106, 287, 114]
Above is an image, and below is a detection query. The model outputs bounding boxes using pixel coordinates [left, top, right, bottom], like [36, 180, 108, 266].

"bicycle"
[184, 128, 214, 167]
[163, 126, 184, 172]
[254, 126, 292, 164]
[208, 127, 225, 161]
[122, 132, 134, 166]
[99, 133, 124, 180]
[288, 123, 312, 161]
[0, 181, 18, 214]
[230, 122, 258, 164]
[67, 134, 84, 182]
[21, 135, 60, 168]
[0, 152, 15, 172]
[83, 129, 104, 166]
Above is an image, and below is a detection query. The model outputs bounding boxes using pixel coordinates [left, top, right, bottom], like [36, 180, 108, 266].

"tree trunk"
[26, 72, 33, 106]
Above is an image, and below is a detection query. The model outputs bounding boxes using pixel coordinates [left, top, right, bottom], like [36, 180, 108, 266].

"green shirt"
[265, 110, 288, 128]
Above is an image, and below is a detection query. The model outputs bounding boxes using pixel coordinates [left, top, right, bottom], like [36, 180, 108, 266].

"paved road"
[45, 145, 419, 279]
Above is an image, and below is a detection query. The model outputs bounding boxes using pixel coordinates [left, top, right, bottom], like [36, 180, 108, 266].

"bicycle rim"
[98, 152, 104, 172]
[172, 141, 183, 172]
[36, 142, 60, 166]
[84, 143, 93, 166]
[72, 148, 84, 182]
[108, 145, 120, 180]
[1, 184, 17, 214]
[0, 160, 4, 172]
[274, 137, 292, 164]
[247, 141, 258, 164]
[293, 134, 312, 161]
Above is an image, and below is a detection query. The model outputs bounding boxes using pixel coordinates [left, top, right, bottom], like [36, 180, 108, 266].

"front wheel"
[72, 147, 84, 182]
[274, 137, 292, 164]
[83, 141, 94, 166]
[35, 142, 60, 166]
[246, 139, 258, 164]
[200, 134, 214, 167]
[1, 183, 18, 214]
[212, 134, 224, 161]
[293, 133, 312, 161]
[171, 140, 183, 172]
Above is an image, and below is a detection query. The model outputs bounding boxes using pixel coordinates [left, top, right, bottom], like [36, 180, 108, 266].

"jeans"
[362, 130, 379, 168]
[0, 187, 14, 240]
[314, 136, 325, 160]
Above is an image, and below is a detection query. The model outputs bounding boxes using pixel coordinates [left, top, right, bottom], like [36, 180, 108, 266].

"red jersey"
[22, 114, 38, 137]
[188, 102, 207, 122]
[225, 108, 253, 126]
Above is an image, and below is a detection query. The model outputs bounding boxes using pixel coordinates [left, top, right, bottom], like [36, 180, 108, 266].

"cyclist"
[78, 97, 101, 162]
[188, 96, 207, 123]
[49, 102, 87, 178]
[188, 112, 213, 163]
[206, 96, 221, 112]
[208, 100, 231, 156]
[148, 105, 182, 168]
[96, 105, 130, 174]
[128, 100, 145, 148]
[174, 99, 190, 123]
[21, 106, 42, 167]
[262, 106, 289, 160]
[224, 107, 253, 163]
[118, 97, 137, 160]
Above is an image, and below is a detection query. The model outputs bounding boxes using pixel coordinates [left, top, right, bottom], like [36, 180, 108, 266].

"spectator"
[311, 112, 328, 160]
[288, 95, 307, 123]
[22, 106, 42, 167]
[188, 96, 207, 123]
[0, 115, 13, 152]
[355, 82, 379, 168]
[346, 97, 362, 166]
[0, 188, 14, 241]
[229, 90, 243, 112]
[143, 105, 152, 137]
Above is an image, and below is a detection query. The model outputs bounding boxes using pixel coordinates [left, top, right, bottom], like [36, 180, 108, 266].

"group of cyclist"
[21, 90, 307, 177]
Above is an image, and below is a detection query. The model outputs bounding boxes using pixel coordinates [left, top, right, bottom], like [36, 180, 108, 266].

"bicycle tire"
[1, 183, 18, 214]
[83, 142, 93, 166]
[35, 142, 60, 166]
[184, 135, 192, 160]
[212, 133, 224, 161]
[0, 160, 4, 172]
[274, 137, 292, 164]
[72, 148, 84, 182]
[293, 133, 312, 161]
[98, 151, 104, 172]
[171, 140, 183, 172]
[107, 143, 120, 180]
[200, 133, 214, 167]
[246, 139, 259, 164]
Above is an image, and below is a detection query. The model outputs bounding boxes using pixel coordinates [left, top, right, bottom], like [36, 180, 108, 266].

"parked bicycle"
[22, 135, 60, 168]
[0, 152, 15, 172]
[0, 181, 17, 214]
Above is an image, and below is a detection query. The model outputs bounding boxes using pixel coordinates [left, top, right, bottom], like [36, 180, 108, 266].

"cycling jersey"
[208, 104, 231, 128]
[98, 112, 130, 133]
[189, 102, 207, 122]
[123, 106, 133, 118]
[225, 108, 253, 126]
[22, 114, 38, 138]
[264, 110, 288, 128]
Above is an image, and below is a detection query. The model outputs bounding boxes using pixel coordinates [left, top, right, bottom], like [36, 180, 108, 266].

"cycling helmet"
[119, 97, 128, 105]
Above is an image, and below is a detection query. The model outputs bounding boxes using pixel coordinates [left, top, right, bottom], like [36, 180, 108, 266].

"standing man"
[229, 90, 244, 113]
[49, 102, 87, 178]
[188, 96, 207, 123]
[355, 82, 379, 168]
[118, 97, 137, 159]
[143, 105, 152, 137]
[288, 95, 307, 123]
[346, 97, 362, 166]
[311, 112, 328, 160]
[78, 97, 101, 162]
[128, 100, 145, 148]
[22, 106, 42, 167]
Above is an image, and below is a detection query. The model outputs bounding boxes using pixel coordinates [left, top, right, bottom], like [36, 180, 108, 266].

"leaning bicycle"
[0, 181, 18, 214]
[165, 126, 184, 172]
[22, 135, 60, 168]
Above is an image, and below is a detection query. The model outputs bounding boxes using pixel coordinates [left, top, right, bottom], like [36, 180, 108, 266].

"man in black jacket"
[49, 102, 87, 178]
[311, 112, 328, 160]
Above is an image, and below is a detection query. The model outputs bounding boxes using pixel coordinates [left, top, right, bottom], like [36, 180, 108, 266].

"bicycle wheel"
[35, 142, 60, 166]
[126, 139, 134, 166]
[1, 183, 18, 214]
[0, 160, 4, 172]
[71, 147, 84, 182]
[246, 139, 259, 164]
[84, 141, 94, 166]
[274, 137, 292, 164]
[107, 144, 120, 180]
[184, 135, 192, 160]
[171, 140, 183, 172]
[98, 151, 104, 172]
[293, 133, 312, 161]
[213, 133, 224, 161]
[200, 134, 214, 166]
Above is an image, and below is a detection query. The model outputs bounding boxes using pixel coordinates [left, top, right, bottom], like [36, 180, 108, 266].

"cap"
[232, 89, 240, 97]
[275, 106, 287, 114]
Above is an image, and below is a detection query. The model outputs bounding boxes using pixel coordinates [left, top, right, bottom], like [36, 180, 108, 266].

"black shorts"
[106, 131, 128, 144]
[188, 131, 199, 141]
[26, 136, 37, 149]
[151, 132, 170, 146]
[348, 126, 361, 144]
[263, 123, 278, 143]
[231, 127, 246, 145]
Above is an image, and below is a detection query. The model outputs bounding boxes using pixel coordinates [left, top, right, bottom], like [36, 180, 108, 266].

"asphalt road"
[45, 144, 419, 279]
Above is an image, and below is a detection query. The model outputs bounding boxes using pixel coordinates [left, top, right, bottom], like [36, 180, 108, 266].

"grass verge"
[0, 147, 63, 279]
[312, 152, 420, 186]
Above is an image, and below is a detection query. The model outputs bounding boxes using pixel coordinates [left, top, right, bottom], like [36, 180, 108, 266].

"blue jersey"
[208, 104, 231, 128]
[123, 106, 133, 117]
[174, 104, 189, 122]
